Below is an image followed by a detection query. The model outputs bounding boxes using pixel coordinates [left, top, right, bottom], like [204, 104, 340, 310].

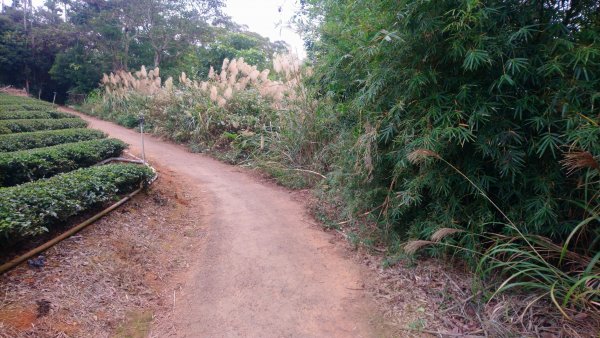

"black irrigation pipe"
[0, 158, 158, 274]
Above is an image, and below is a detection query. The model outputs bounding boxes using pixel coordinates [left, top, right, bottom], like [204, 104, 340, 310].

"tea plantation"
[0, 94, 153, 248]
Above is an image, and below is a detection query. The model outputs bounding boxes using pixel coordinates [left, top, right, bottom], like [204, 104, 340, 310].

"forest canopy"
[0, 0, 288, 102]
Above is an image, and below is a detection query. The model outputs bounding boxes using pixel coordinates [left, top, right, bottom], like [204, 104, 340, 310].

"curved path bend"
[63, 109, 382, 337]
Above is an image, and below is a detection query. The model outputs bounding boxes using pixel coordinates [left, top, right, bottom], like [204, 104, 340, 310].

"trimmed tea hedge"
[0, 93, 42, 101]
[0, 110, 73, 120]
[0, 94, 52, 105]
[0, 104, 54, 112]
[0, 138, 127, 186]
[0, 163, 154, 242]
[0, 118, 87, 134]
[0, 128, 106, 152]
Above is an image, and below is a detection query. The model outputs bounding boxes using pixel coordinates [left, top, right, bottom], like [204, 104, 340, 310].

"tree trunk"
[23, 0, 27, 31]
[154, 50, 161, 68]
[123, 31, 130, 71]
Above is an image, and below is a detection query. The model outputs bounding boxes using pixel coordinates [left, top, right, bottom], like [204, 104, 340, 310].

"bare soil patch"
[0, 166, 204, 337]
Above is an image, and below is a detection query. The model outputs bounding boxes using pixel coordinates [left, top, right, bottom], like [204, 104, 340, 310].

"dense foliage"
[0, 138, 126, 186]
[0, 117, 87, 134]
[0, 1, 287, 102]
[297, 0, 599, 247]
[0, 128, 105, 152]
[290, 0, 600, 325]
[83, 55, 310, 171]
[0, 163, 153, 245]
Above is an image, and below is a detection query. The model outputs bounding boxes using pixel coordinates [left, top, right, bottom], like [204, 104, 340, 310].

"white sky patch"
[225, 0, 306, 59]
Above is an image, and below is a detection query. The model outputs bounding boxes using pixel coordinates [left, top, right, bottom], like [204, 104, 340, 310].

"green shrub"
[0, 110, 73, 120]
[0, 118, 87, 134]
[0, 138, 126, 186]
[0, 128, 106, 152]
[0, 163, 154, 243]
[300, 0, 600, 245]
[0, 104, 54, 112]
[0, 94, 52, 104]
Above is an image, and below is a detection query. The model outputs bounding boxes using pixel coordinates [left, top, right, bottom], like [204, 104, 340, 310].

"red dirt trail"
[62, 108, 385, 337]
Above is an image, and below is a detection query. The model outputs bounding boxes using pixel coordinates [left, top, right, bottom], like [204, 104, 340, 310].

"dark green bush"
[0, 104, 54, 112]
[0, 110, 73, 120]
[0, 138, 126, 186]
[0, 118, 87, 134]
[0, 128, 106, 152]
[0, 163, 154, 243]
[301, 0, 600, 248]
[0, 103, 52, 112]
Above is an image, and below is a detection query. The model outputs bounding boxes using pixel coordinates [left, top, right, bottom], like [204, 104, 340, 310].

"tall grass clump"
[405, 149, 599, 333]
[84, 54, 328, 187]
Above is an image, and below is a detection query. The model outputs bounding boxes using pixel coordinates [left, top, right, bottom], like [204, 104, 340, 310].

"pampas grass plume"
[404, 240, 433, 254]
[431, 228, 464, 242]
[210, 86, 218, 102]
[224, 86, 233, 99]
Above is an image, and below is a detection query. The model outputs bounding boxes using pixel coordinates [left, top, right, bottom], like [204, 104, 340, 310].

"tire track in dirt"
[62, 108, 384, 337]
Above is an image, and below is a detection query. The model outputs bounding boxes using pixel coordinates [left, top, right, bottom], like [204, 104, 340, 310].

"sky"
[29, 0, 307, 59]
[225, 0, 306, 58]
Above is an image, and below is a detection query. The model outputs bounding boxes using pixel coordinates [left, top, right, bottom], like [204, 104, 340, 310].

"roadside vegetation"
[0, 163, 153, 244]
[0, 0, 286, 103]
[0, 0, 598, 336]
[0, 110, 72, 120]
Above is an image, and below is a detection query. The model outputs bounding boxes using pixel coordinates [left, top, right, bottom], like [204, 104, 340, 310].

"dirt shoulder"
[0, 165, 206, 337]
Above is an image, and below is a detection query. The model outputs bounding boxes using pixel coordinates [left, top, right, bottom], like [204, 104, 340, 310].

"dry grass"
[101, 54, 309, 111]
[309, 190, 599, 337]
[431, 228, 465, 242]
[561, 150, 600, 175]
[403, 240, 434, 254]
[0, 168, 205, 337]
[357, 249, 600, 337]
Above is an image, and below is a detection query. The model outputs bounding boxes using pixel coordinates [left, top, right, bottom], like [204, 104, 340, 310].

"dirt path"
[62, 109, 384, 337]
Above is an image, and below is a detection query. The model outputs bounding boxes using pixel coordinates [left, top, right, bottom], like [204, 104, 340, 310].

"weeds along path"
[60, 108, 382, 337]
